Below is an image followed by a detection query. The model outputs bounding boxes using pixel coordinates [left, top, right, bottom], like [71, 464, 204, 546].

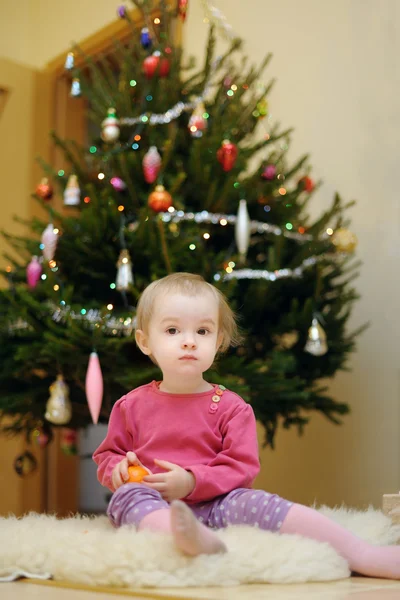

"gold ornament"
[304, 318, 328, 356]
[45, 375, 72, 425]
[273, 331, 299, 350]
[331, 228, 358, 253]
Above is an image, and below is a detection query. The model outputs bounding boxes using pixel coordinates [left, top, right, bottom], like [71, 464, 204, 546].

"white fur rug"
[1, 506, 399, 588]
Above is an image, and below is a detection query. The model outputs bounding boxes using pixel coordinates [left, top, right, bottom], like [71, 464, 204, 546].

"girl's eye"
[166, 327, 178, 335]
[197, 328, 209, 335]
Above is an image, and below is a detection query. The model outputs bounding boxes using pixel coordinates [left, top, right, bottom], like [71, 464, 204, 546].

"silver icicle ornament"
[235, 199, 251, 258]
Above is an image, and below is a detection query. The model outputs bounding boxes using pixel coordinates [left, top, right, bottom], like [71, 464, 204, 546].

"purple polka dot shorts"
[107, 484, 293, 532]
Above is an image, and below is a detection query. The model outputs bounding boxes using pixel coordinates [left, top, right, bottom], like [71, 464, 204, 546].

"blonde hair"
[135, 272, 241, 353]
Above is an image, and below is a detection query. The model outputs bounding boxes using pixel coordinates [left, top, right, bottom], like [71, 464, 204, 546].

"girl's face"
[136, 291, 221, 379]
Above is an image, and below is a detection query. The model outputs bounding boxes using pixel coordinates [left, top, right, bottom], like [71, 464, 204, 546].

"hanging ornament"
[45, 375, 72, 425]
[70, 78, 81, 97]
[116, 249, 134, 291]
[64, 52, 74, 70]
[41, 224, 58, 261]
[304, 317, 328, 356]
[31, 424, 53, 449]
[14, 451, 37, 477]
[217, 139, 238, 172]
[223, 76, 233, 89]
[331, 228, 358, 253]
[140, 27, 152, 50]
[35, 177, 54, 201]
[117, 4, 127, 18]
[188, 102, 207, 137]
[143, 52, 170, 79]
[26, 256, 42, 289]
[261, 165, 277, 180]
[110, 177, 127, 192]
[256, 99, 268, 118]
[85, 352, 103, 425]
[178, 0, 189, 21]
[143, 146, 162, 184]
[235, 199, 251, 258]
[101, 107, 120, 143]
[148, 185, 173, 213]
[63, 174, 81, 206]
[60, 428, 78, 455]
[299, 176, 315, 193]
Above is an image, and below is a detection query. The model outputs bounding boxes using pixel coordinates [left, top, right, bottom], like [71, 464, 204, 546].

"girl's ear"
[135, 329, 151, 355]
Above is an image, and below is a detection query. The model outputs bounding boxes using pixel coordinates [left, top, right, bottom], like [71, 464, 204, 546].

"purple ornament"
[223, 76, 233, 89]
[262, 165, 277, 180]
[117, 5, 126, 18]
[110, 177, 127, 192]
[26, 256, 42, 289]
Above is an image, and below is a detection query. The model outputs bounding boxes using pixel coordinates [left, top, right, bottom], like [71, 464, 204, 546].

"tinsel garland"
[161, 209, 327, 243]
[7, 253, 342, 337]
[119, 57, 221, 128]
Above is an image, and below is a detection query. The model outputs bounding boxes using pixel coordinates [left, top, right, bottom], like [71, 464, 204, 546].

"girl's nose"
[182, 336, 196, 349]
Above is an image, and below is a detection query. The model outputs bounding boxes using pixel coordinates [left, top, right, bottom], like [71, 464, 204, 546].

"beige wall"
[0, 57, 35, 268]
[0, 0, 399, 510]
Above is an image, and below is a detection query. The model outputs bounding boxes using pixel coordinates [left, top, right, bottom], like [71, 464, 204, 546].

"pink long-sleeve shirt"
[93, 380, 260, 504]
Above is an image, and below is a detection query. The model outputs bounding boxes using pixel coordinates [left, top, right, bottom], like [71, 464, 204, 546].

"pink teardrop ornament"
[85, 352, 103, 424]
[27, 256, 42, 288]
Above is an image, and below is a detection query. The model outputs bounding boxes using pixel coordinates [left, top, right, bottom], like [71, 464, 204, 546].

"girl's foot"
[170, 500, 227, 556]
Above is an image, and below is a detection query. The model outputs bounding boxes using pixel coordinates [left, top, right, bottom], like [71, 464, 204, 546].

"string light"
[189, 244, 196, 250]
[154, 17, 160, 24]
[98, 173, 105, 180]
[326, 228, 333, 235]
[5, 266, 11, 273]
[53, 228, 59, 235]
[84, 197, 90, 203]
[203, 233, 210, 239]
[107, 304, 113, 311]
[49, 260, 56, 268]
[278, 187, 287, 195]
[220, 218, 228, 226]
[53, 285, 59, 291]
[118, 205, 125, 212]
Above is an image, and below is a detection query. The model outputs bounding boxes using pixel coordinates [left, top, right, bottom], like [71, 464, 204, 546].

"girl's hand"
[111, 451, 151, 490]
[142, 459, 195, 502]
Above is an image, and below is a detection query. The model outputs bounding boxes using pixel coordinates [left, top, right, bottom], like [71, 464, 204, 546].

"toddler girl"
[93, 272, 400, 579]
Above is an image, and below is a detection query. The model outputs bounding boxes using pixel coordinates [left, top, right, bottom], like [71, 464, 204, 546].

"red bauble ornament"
[143, 53, 170, 79]
[217, 139, 238, 172]
[178, 0, 189, 21]
[36, 177, 53, 201]
[148, 185, 173, 213]
[299, 176, 315, 193]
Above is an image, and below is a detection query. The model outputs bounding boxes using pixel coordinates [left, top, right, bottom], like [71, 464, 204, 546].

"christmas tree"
[0, 0, 363, 449]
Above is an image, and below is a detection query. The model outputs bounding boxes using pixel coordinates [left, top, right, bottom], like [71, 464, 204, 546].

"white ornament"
[116, 249, 134, 291]
[64, 174, 80, 206]
[101, 108, 120, 143]
[41, 224, 58, 261]
[235, 199, 251, 257]
[304, 318, 328, 356]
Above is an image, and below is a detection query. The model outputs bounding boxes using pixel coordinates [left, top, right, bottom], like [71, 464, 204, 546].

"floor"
[2, 577, 400, 600]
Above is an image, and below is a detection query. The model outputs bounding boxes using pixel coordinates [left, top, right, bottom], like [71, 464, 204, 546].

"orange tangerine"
[127, 465, 148, 483]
